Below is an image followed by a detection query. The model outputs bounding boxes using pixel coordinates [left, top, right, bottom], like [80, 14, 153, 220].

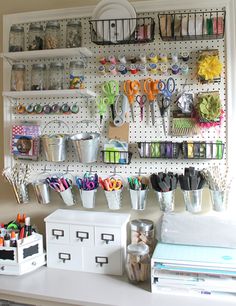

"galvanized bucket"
[32, 180, 50, 205]
[41, 120, 69, 162]
[70, 120, 100, 164]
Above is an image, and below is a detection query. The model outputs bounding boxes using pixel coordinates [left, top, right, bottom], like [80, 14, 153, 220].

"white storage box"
[44, 209, 130, 276]
[0, 233, 46, 275]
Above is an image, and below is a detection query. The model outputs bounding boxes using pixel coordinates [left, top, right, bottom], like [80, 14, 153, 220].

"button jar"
[131, 219, 155, 254]
[48, 62, 64, 90]
[31, 63, 47, 90]
[9, 24, 24, 52]
[44, 21, 60, 49]
[126, 244, 150, 282]
[69, 61, 85, 89]
[28, 23, 44, 50]
[11, 64, 25, 91]
[66, 20, 82, 48]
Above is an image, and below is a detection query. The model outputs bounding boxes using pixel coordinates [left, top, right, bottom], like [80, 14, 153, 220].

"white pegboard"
[3, 6, 227, 179]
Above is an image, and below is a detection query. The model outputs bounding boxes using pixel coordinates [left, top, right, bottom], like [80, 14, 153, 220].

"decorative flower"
[198, 55, 222, 81]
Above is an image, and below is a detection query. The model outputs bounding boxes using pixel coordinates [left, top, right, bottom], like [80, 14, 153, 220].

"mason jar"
[69, 60, 85, 89]
[31, 63, 47, 90]
[44, 21, 60, 49]
[131, 219, 155, 255]
[9, 24, 24, 52]
[126, 244, 150, 282]
[66, 20, 82, 48]
[28, 23, 44, 50]
[11, 64, 25, 91]
[48, 62, 64, 90]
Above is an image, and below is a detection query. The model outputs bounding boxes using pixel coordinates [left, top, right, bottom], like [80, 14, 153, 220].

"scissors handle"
[144, 78, 158, 101]
[124, 80, 135, 103]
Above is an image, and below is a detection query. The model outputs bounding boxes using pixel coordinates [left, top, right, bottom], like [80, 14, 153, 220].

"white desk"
[0, 267, 235, 306]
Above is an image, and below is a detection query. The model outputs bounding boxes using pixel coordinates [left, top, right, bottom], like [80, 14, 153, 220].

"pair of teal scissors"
[102, 80, 119, 120]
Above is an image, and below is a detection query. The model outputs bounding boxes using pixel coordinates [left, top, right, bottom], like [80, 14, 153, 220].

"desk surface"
[0, 267, 235, 306]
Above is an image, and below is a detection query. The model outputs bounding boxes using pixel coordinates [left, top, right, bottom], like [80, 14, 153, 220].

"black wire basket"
[158, 10, 225, 41]
[101, 150, 132, 164]
[182, 141, 225, 159]
[89, 17, 155, 45]
[137, 142, 181, 159]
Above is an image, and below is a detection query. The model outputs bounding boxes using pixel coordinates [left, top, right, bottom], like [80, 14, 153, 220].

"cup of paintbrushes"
[150, 172, 178, 212]
[179, 167, 206, 213]
[128, 176, 149, 211]
[13, 183, 29, 204]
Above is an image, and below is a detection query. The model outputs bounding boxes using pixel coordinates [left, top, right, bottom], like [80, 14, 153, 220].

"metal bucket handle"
[72, 120, 100, 134]
[42, 120, 70, 135]
[33, 166, 51, 184]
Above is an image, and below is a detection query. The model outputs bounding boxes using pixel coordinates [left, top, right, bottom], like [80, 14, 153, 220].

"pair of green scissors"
[96, 96, 109, 124]
[102, 80, 119, 120]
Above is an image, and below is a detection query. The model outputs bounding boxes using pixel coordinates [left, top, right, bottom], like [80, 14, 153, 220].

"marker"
[10, 231, 17, 247]
[4, 232, 10, 247]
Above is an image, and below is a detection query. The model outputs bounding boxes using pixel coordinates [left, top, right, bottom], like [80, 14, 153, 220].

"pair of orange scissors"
[99, 177, 123, 191]
[143, 78, 159, 125]
[123, 80, 141, 122]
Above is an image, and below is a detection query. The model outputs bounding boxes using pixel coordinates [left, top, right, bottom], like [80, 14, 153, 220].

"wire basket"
[182, 141, 225, 159]
[101, 150, 132, 164]
[158, 10, 225, 41]
[138, 142, 181, 159]
[89, 17, 155, 45]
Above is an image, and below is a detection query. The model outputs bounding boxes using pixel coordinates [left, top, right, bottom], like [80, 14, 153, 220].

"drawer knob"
[76, 231, 89, 242]
[52, 229, 64, 240]
[101, 233, 114, 244]
[32, 261, 36, 266]
[59, 252, 71, 263]
[0, 266, 5, 271]
[95, 256, 108, 267]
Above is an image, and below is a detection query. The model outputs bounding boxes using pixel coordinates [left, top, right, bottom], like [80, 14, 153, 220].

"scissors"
[158, 95, 173, 137]
[143, 78, 159, 125]
[76, 177, 95, 190]
[99, 177, 123, 191]
[102, 81, 119, 120]
[113, 94, 129, 127]
[136, 95, 147, 122]
[157, 77, 176, 99]
[123, 80, 141, 122]
[96, 96, 109, 124]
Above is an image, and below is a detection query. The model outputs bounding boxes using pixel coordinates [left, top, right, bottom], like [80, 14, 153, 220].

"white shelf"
[1, 47, 93, 61]
[2, 89, 96, 98]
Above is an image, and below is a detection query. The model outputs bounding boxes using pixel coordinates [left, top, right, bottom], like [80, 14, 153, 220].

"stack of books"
[151, 243, 236, 295]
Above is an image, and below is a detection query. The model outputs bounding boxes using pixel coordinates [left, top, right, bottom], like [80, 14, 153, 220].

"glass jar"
[48, 62, 64, 90]
[126, 244, 150, 282]
[66, 20, 82, 48]
[31, 63, 47, 90]
[11, 64, 25, 91]
[9, 24, 24, 52]
[69, 60, 85, 89]
[28, 23, 44, 50]
[131, 219, 155, 255]
[44, 21, 60, 49]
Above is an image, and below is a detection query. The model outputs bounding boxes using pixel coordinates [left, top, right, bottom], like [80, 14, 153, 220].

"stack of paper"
[151, 243, 236, 295]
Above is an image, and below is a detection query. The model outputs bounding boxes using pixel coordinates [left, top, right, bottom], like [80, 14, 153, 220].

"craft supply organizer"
[1, 3, 229, 187]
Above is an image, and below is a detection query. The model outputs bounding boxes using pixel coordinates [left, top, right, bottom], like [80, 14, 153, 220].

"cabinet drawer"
[70, 224, 94, 247]
[0, 253, 46, 275]
[83, 247, 122, 275]
[46, 223, 69, 244]
[95, 227, 121, 247]
[47, 244, 83, 271]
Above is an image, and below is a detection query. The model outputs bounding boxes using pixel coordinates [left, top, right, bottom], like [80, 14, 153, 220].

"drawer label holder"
[95, 256, 108, 267]
[101, 233, 114, 244]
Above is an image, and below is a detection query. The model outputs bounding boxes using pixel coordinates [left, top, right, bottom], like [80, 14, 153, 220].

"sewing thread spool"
[118, 64, 128, 75]
[149, 52, 158, 63]
[160, 63, 168, 75]
[99, 57, 107, 65]
[130, 64, 138, 75]
[139, 64, 147, 74]
[159, 53, 168, 63]
[98, 65, 106, 75]
[171, 64, 180, 75]
[118, 55, 127, 65]
[149, 63, 158, 73]
[171, 52, 178, 63]
[181, 51, 190, 62]
[108, 55, 117, 65]
[139, 53, 147, 64]
[181, 64, 189, 75]
[109, 65, 118, 75]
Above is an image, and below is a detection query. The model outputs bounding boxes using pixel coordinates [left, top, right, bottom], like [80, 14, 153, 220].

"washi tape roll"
[98, 65, 106, 75]
[99, 57, 107, 65]
[160, 63, 168, 75]
[149, 63, 158, 73]
[149, 52, 158, 63]
[159, 53, 168, 63]
[139, 53, 147, 64]
[171, 64, 180, 75]
[171, 52, 178, 63]
[181, 51, 190, 62]
[130, 64, 138, 75]
[118, 64, 128, 75]
[109, 65, 118, 75]
[139, 64, 147, 74]
[108, 55, 117, 65]
[118, 55, 127, 65]
[181, 64, 189, 75]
